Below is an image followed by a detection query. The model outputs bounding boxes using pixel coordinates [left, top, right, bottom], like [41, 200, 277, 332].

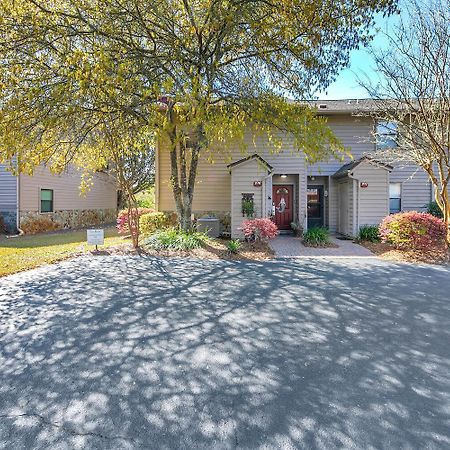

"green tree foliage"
[0, 0, 397, 230]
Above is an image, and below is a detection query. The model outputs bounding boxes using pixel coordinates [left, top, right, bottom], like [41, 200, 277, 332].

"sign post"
[87, 229, 104, 251]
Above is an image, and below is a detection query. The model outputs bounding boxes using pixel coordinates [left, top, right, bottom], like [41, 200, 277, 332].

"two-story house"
[155, 99, 432, 238]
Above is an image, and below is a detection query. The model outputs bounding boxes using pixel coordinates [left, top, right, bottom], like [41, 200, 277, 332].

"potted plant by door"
[290, 221, 303, 237]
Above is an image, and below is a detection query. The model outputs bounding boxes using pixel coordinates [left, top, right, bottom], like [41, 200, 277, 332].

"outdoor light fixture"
[280, 174, 287, 178]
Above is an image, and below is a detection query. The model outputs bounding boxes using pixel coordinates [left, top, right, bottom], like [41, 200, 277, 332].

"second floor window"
[376, 121, 398, 150]
[40, 189, 54, 213]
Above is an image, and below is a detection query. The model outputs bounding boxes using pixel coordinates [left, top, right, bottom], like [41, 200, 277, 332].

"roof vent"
[318, 104, 327, 109]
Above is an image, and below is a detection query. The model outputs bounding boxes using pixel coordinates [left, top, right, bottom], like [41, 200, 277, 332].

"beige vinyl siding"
[0, 162, 17, 211]
[19, 166, 117, 212]
[158, 128, 307, 216]
[353, 161, 389, 228]
[390, 165, 431, 211]
[230, 159, 268, 237]
[328, 177, 339, 231]
[158, 150, 232, 212]
[308, 116, 375, 175]
[337, 178, 353, 236]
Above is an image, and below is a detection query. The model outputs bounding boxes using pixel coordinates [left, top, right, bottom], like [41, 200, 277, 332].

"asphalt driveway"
[1, 256, 450, 449]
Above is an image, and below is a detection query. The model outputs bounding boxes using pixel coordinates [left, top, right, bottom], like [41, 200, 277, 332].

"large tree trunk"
[427, 166, 450, 245]
[167, 111, 202, 232]
[433, 184, 450, 245]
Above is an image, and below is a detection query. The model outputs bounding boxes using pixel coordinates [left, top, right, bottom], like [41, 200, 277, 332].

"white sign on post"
[87, 229, 104, 249]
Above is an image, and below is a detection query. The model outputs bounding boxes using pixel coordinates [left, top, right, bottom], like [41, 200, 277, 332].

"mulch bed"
[90, 239, 274, 261]
[360, 241, 450, 265]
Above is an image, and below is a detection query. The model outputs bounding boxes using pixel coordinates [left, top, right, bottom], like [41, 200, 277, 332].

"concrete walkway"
[270, 235, 375, 258]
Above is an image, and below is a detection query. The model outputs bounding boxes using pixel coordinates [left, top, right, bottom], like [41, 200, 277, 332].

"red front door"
[272, 185, 293, 230]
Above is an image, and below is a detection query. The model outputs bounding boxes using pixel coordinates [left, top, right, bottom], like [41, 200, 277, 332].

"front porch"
[227, 154, 391, 239]
[228, 154, 306, 238]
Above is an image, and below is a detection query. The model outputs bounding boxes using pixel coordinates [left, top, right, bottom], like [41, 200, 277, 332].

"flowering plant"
[379, 211, 446, 250]
[117, 208, 154, 234]
[240, 218, 278, 241]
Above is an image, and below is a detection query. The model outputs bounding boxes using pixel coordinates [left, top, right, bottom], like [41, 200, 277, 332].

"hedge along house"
[155, 99, 433, 238]
[0, 163, 117, 233]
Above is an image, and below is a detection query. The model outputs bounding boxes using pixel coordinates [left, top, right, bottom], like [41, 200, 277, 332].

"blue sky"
[318, 11, 400, 100]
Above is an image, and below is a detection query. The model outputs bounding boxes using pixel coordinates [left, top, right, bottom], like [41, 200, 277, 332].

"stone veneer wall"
[19, 208, 117, 230]
[0, 210, 17, 234]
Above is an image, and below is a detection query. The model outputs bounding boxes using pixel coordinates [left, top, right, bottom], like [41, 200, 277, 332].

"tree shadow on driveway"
[1, 256, 450, 449]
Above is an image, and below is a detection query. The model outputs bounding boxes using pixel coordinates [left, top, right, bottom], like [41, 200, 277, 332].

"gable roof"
[227, 154, 273, 171]
[332, 156, 393, 178]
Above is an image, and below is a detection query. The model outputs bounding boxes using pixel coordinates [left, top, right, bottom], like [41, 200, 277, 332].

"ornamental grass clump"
[302, 227, 331, 247]
[143, 228, 208, 251]
[240, 218, 278, 241]
[226, 239, 241, 253]
[357, 225, 380, 242]
[379, 212, 447, 251]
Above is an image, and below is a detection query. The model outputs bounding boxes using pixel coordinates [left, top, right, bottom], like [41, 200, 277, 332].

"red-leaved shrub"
[240, 218, 278, 241]
[117, 208, 154, 234]
[379, 211, 446, 250]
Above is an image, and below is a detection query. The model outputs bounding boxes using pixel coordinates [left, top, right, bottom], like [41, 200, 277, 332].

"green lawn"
[0, 228, 129, 277]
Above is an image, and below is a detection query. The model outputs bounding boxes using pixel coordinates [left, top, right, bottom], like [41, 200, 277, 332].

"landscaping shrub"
[20, 215, 61, 234]
[302, 227, 331, 247]
[226, 239, 241, 253]
[358, 225, 380, 242]
[379, 211, 446, 250]
[0, 215, 7, 234]
[143, 228, 208, 251]
[139, 212, 168, 236]
[116, 208, 154, 234]
[425, 201, 444, 219]
[240, 218, 278, 241]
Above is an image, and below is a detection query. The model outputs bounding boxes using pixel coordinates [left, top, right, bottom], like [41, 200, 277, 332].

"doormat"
[335, 235, 353, 241]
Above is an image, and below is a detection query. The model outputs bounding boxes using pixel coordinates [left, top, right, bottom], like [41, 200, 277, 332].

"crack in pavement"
[0, 413, 135, 443]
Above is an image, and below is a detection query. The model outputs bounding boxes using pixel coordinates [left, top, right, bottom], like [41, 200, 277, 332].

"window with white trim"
[389, 183, 401, 214]
[40, 189, 54, 213]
